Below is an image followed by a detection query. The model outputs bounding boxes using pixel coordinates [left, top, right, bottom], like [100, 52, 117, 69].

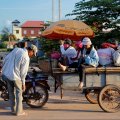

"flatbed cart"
[38, 59, 120, 113]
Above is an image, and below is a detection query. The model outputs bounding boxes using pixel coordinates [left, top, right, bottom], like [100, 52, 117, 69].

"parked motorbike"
[0, 67, 50, 108]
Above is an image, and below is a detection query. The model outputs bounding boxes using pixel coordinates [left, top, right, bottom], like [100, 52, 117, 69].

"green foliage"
[0, 34, 2, 39]
[1, 27, 17, 41]
[38, 37, 60, 56]
[1, 27, 10, 41]
[0, 49, 7, 52]
[92, 30, 120, 48]
[67, 0, 120, 24]
[66, 0, 120, 46]
[1, 34, 17, 41]
[0, 42, 7, 48]
[1, 34, 9, 41]
[1, 27, 10, 35]
[7, 48, 13, 52]
[23, 36, 32, 41]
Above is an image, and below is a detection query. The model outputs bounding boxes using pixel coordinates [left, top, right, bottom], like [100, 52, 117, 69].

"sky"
[0, 0, 80, 32]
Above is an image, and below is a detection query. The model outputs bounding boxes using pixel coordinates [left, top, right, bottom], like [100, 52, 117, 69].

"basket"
[38, 59, 58, 73]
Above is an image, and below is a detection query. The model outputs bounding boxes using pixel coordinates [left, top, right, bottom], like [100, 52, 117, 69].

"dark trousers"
[78, 64, 92, 82]
[78, 64, 83, 82]
[69, 62, 78, 68]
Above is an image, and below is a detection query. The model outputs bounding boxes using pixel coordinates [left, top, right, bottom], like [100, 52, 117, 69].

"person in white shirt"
[58, 39, 77, 71]
[2, 44, 38, 116]
[113, 45, 120, 66]
[97, 44, 115, 66]
[71, 41, 83, 61]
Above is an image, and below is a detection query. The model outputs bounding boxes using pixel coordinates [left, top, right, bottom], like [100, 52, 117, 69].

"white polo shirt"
[60, 45, 77, 64]
[2, 48, 30, 85]
[97, 47, 115, 66]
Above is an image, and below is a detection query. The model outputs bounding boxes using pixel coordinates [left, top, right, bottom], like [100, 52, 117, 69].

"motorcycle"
[0, 67, 50, 108]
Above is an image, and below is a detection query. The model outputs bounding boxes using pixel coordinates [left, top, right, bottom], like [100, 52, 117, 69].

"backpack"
[113, 50, 120, 66]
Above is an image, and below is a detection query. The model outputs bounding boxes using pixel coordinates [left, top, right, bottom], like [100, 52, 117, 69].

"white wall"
[13, 26, 23, 39]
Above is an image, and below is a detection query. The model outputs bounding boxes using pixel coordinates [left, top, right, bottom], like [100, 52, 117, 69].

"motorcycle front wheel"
[25, 84, 49, 108]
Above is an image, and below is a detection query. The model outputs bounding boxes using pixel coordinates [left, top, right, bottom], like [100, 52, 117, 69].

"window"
[16, 30, 19, 34]
[23, 30, 27, 34]
[31, 30, 34, 34]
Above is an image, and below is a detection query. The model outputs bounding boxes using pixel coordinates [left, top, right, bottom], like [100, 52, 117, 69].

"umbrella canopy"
[42, 20, 94, 40]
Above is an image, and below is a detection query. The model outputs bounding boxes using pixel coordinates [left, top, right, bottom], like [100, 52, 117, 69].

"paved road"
[0, 89, 119, 120]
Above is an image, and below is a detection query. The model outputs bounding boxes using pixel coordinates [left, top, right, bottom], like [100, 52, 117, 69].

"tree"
[1, 27, 10, 41]
[39, 37, 59, 51]
[1, 27, 17, 41]
[66, 0, 120, 47]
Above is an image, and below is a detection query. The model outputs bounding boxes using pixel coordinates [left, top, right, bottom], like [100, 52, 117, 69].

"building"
[21, 21, 45, 38]
[12, 20, 22, 39]
[12, 20, 45, 39]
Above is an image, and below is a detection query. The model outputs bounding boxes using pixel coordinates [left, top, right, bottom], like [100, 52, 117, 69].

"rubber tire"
[26, 84, 49, 108]
[85, 89, 100, 104]
[98, 84, 120, 113]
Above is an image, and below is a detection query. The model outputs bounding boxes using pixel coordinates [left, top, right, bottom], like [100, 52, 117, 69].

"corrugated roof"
[21, 21, 44, 28]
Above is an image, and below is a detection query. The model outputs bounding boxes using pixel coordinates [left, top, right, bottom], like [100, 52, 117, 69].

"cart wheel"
[85, 89, 100, 104]
[98, 85, 120, 113]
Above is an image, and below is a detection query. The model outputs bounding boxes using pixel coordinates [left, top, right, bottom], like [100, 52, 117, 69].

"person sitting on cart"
[78, 37, 99, 89]
[69, 40, 84, 69]
[113, 45, 120, 66]
[71, 40, 83, 61]
[97, 42, 115, 67]
[58, 38, 77, 71]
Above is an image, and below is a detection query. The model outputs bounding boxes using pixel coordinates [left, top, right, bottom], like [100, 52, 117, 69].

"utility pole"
[52, 0, 55, 22]
[58, 0, 62, 20]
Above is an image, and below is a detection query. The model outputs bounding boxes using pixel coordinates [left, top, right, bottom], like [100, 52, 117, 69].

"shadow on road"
[25, 106, 103, 113]
[0, 111, 13, 116]
[42, 108, 103, 113]
[48, 98, 88, 104]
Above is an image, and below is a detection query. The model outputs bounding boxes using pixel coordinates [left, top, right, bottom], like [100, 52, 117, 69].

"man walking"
[2, 44, 37, 116]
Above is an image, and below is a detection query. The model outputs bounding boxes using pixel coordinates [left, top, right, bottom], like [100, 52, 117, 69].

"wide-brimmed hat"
[82, 37, 92, 45]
